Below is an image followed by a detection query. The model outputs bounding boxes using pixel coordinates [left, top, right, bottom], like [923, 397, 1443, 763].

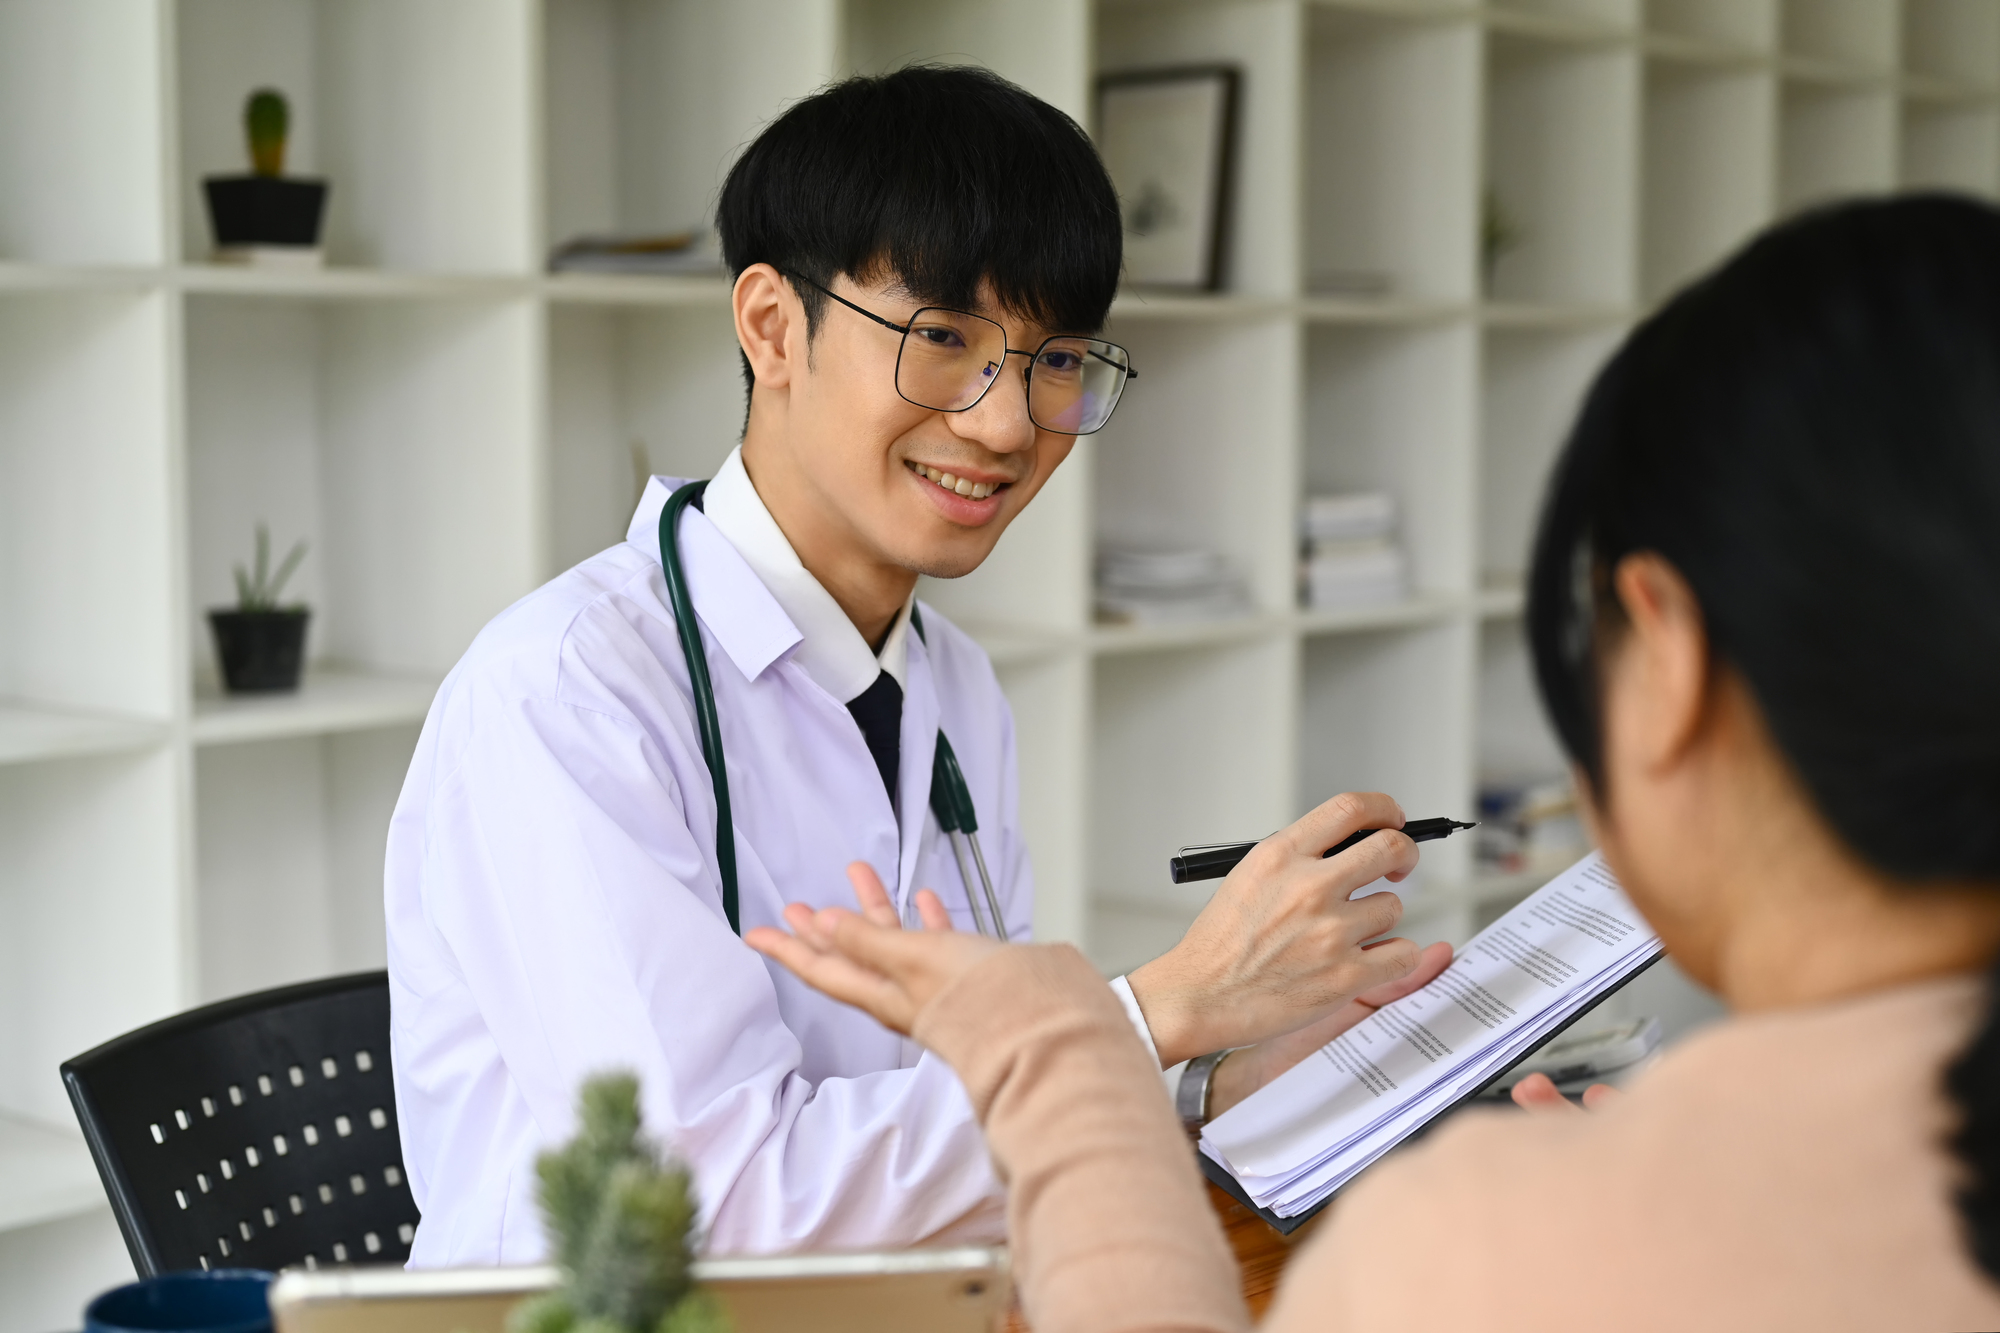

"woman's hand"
[745, 862, 999, 1035]
[1510, 1072, 1625, 1114]
[1126, 791, 1427, 1068]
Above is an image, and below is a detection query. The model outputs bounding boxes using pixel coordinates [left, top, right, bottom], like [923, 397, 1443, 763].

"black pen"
[1168, 818, 1477, 884]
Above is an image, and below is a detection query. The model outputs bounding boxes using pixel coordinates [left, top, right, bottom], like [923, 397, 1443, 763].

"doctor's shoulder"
[430, 543, 682, 734]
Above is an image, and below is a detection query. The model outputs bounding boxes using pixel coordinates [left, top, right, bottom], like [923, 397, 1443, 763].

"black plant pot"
[203, 176, 329, 248]
[209, 609, 310, 694]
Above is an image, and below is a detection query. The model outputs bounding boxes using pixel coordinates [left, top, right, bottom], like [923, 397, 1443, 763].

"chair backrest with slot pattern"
[61, 971, 419, 1276]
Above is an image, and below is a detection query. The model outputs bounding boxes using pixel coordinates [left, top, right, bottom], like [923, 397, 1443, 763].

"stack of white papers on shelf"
[548, 228, 726, 275]
[1095, 546, 1251, 624]
[1201, 852, 1661, 1219]
[1300, 492, 1408, 610]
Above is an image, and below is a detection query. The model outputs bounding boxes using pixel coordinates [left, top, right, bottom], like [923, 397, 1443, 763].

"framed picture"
[1095, 66, 1240, 291]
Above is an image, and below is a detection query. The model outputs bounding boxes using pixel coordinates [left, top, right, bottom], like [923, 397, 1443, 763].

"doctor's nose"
[949, 359, 1037, 454]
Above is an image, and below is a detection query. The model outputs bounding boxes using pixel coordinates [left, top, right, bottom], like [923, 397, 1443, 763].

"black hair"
[1524, 194, 2000, 1274]
[715, 65, 1123, 401]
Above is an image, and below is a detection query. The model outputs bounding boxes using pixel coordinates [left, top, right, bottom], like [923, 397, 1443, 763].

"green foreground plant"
[507, 1073, 730, 1333]
[233, 524, 308, 613]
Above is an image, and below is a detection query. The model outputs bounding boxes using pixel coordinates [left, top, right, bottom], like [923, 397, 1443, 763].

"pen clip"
[1173, 835, 1273, 856]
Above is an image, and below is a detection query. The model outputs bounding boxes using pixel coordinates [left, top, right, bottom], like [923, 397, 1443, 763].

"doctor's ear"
[733, 263, 800, 392]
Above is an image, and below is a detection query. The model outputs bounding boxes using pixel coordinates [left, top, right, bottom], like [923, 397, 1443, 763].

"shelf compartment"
[1904, 0, 2000, 92]
[544, 0, 837, 263]
[1640, 60, 1777, 301]
[0, 1112, 101, 1235]
[1093, 317, 1302, 616]
[1480, 324, 1624, 587]
[192, 668, 438, 746]
[1090, 637, 1297, 911]
[175, 0, 536, 271]
[1477, 615, 1567, 783]
[1305, 321, 1479, 598]
[0, 752, 184, 1129]
[1484, 32, 1641, 305]
[1778, 0, 1898, 75]
[1099, 0, 1304, 298]
[0, 702, 165, 767]
[195, 729, 414, 1002]
[0, 291, 176, 722]
[0, 0, 166, 266]
[1299, 621, 1476, 893]
[1901, 101, 2000, 194]
[549, 304, 743, 575]
[1307, 6, 1481, 302]
[185, 293, 541, 684]
[1485, 2, 1638, 47]
[1779, 83, 1896, 213]
[1643, 0, 1777, 57]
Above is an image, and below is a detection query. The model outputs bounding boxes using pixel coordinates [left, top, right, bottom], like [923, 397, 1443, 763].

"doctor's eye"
[908, 322, 970, 351]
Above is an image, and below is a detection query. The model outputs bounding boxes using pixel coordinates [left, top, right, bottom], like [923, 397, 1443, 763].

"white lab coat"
[385, 476, 1034, 1264]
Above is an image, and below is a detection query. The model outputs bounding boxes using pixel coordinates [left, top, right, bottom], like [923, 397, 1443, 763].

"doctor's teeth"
[912, 463, 996, 499]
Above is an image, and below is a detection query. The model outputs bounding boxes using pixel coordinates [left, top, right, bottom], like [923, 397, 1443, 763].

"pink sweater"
[913, 944, 2000, 1333]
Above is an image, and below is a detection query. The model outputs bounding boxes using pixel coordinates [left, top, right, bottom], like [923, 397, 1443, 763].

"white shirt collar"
[701, 445, 912, 704]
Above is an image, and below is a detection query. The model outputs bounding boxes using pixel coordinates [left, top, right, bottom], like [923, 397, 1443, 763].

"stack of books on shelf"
[1299, 493, 1408, 611]
[1094, 546, 1252, 625]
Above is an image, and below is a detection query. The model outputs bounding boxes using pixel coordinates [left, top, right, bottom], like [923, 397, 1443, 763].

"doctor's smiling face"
[713, 66, 1123, 645]
[731, 261, 1089, 636]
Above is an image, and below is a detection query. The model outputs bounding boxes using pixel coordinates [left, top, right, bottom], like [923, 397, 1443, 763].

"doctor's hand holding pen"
[748, 790, 1455, 1121]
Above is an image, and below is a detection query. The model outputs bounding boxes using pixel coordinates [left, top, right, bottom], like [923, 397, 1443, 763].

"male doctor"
[386, 66, 1447, 1264]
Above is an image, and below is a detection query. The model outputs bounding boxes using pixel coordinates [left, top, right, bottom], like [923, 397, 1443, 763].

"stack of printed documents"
[1201, 852, 1661, 1221]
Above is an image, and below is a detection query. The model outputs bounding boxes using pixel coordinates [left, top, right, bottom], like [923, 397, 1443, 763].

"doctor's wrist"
[1123, 957, 1213, 1070]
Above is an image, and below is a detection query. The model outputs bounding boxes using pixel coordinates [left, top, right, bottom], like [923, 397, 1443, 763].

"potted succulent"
[510, 1073, 729, 1333]
[203, 89, 329, 263]
[209, 525, 310, 694]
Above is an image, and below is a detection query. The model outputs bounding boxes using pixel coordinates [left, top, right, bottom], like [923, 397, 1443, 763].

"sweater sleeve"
[912, 945, 1251, 1333]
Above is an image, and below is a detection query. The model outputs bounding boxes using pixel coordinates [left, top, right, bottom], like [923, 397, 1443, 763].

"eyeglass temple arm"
[784, 271, 915, 334]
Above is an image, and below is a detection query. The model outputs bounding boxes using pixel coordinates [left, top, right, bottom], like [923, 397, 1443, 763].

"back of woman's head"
[1523, 194, 2000, 1271]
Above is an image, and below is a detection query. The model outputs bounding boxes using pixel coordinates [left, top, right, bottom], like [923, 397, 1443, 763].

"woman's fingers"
[1510, 1072, 1585, 1115]
[746, 923, 919, 1032]
[913, 888, 954, 931]
[846, 861, 903, 928]
[1580, 1082, 1625, 1111]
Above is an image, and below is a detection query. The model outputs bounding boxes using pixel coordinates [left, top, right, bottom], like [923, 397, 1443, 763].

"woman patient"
[748, 195, 2000, 1331]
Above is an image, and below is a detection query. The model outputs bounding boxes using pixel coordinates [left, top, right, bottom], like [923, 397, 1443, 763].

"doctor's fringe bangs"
[717, 65, 1124, 344]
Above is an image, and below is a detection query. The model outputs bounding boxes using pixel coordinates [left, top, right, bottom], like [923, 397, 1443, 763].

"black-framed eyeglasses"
[786, 274, 1137, 436]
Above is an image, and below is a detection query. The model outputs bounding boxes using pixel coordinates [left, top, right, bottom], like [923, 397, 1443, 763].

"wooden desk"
[1003, 1181, 1316, 1330]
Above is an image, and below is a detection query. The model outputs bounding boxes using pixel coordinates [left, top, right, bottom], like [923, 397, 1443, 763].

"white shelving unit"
[2, 0, 1996, 1323]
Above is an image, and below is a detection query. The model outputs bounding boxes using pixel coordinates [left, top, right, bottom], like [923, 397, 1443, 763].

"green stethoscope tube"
[660, 480, 1005, 939]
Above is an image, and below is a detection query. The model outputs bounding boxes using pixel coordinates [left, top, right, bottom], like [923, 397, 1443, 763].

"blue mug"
[84, 1270, 274, 1333]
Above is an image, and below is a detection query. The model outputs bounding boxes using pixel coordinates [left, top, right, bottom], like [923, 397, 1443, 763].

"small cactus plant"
[508, 1073, 730, 1333]
[246, 89, 289, 177]
[233, 524, 307, 613]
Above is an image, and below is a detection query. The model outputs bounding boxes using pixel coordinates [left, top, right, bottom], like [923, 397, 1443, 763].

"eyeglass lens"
[895, 308, 1130, 435]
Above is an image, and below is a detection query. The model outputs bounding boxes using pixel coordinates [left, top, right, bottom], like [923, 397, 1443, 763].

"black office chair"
[61, 971, 420, 1276]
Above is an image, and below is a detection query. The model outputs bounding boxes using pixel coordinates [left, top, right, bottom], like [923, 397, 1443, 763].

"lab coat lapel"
[893, 617, 941, 916]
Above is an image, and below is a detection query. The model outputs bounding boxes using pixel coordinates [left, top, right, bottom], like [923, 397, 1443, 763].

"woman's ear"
[1608, 552, 1711, 775]
[733, 264, 797, 392]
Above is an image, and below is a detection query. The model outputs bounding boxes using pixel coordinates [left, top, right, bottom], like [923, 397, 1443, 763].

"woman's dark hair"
[716, 65, 1123, 399]
[1524, 194, 2000, 1273]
